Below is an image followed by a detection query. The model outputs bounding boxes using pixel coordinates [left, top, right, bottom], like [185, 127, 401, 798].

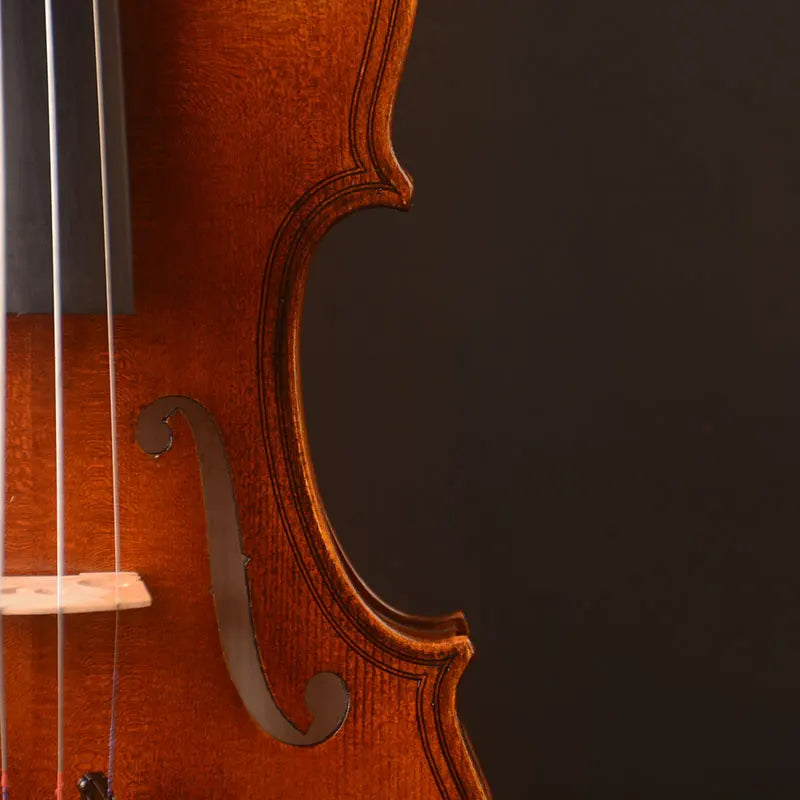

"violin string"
[0, 2, 8, 796]
[43, 1, 65, 796]
[91, 2, 122, 795]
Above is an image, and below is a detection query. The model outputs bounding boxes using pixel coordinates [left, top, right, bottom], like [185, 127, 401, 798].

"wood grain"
[2, 1, 491, 797]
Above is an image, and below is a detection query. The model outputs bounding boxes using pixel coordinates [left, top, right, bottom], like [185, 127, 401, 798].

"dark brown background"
[303, 1, 800, 796]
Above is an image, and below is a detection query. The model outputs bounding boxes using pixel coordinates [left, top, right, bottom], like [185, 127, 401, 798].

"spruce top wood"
[0, 1, 491, 797]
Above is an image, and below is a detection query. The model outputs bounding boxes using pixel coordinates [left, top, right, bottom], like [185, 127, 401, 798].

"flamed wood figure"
[0, 1, 491, 798]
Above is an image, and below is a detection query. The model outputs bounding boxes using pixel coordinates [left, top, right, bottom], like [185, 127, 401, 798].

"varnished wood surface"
[3, 1, 490, 797]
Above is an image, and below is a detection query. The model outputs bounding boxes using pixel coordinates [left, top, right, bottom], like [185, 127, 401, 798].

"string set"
[0, 1, 8, 797]
[91, 0, 123, 793]
[0, 2, 123, 796]
[43, 0, 67, 794]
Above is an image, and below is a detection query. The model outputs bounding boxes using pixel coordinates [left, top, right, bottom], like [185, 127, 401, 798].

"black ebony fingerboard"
[1, 0, 132, 314]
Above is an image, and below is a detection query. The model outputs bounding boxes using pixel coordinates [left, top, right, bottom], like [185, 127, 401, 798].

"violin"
[0, 1, 491, 797]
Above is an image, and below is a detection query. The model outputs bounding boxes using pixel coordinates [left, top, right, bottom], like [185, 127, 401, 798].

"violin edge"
[258, 0, 492, 796]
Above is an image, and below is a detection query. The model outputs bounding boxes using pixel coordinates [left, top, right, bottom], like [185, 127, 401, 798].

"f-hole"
[136, 395, 349, 747]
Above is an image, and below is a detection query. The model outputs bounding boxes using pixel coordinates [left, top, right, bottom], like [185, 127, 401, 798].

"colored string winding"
[91, 2, 123, 795]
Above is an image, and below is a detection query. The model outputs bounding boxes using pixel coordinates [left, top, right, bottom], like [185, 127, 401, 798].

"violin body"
[2, 1, 490, 797]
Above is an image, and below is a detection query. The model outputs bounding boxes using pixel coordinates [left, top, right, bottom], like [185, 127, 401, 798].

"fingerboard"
[1, 0, 132, 314]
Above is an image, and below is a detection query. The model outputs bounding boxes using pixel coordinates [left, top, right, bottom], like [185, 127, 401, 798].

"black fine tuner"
[77, 773, 111, 800]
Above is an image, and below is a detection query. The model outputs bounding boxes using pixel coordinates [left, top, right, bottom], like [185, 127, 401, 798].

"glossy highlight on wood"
[1, 1, 491, 797]
[136, 395, 350, 747]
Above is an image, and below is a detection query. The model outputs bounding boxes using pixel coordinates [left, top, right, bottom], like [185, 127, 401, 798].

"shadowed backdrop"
[302, 1, 800, 796]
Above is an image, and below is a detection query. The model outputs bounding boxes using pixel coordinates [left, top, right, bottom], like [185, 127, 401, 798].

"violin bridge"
[0, 572, 151, 615]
